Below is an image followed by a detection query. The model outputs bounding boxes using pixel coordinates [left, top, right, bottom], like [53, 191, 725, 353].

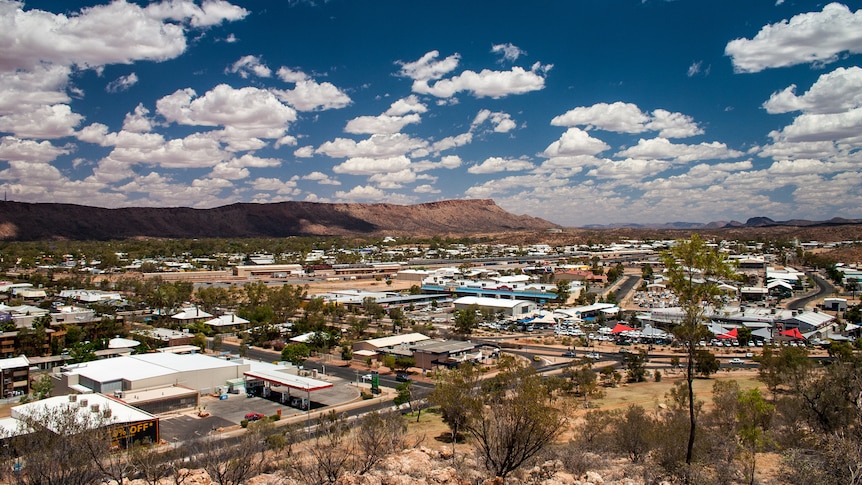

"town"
[0, 233, 860, 484]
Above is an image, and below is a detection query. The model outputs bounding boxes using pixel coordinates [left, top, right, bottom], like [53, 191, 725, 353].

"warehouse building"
[56, 353, 251, 402]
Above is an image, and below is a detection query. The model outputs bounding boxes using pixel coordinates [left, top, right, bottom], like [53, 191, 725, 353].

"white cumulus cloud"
[726, 3, 862, 73]
[763, 66, 862, 114]
[468, 156, 534, 174]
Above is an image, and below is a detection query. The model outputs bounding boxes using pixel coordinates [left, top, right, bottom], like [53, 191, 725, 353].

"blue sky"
[2, 0, 862, 227]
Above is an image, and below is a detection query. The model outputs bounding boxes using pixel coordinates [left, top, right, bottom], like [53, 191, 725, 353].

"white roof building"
[204, 313, 249, 328]
[58, 289, 123, 303]
[59, 353, 250, 395]
[452, 296, 537, 317]
[783, 310, 836, 333]
[171, 307, 213, 321]
[353, 333, 431, 353]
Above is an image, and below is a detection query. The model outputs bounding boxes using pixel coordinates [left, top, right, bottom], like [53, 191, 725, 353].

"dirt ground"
[404, 368, 785, 483]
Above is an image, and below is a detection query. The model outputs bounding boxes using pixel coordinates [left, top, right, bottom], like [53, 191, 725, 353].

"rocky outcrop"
[0, 199, 558, 240]
[114, 448, 651, 485]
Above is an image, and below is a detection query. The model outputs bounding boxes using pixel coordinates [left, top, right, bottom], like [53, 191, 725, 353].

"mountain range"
[0, 199, 557, 241]
[581, 216, 862, 230]
[1, 199, 860, 241]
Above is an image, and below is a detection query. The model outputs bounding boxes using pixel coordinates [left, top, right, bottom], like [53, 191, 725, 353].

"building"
[204, 313, 249, 332]
[740, 286, 768, 302]
[452, 296, 537, 318]
[58, 290, 123, 303]
[782, 310, 836, 333]
[56, 352, 251, 398]
[132, 327, 193, 348]
[410, 339, 484, 370]
[0, 355, 29, 398]
[170, 307, 213, 324]
[233, 264, 304, 278]
[0, 393, 159, 448]
[352, 333, 431, 357]
[822, 298, 848, 312]
[555, 303, 619, 321]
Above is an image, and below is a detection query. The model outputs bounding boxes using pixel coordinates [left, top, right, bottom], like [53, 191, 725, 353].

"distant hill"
[0, 199, 559, 241]
[582, 216, 862, 230]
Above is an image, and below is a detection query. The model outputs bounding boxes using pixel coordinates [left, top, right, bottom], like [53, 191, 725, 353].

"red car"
[245, 412, 265, 422]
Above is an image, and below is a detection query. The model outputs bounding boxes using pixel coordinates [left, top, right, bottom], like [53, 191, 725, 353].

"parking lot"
[158, 375, 361, 442]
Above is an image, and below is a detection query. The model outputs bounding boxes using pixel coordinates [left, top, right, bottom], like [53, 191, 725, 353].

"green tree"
[662, 234, 735, 466]
[642, 263, 654, 280]
[757, 345, 812, 397]
[190, 332, 207, 352]
[694, 350, 720, 378]
[29, 373, 54, 400]
[429, 364, 483, 460]
[388, 307, 404, 332]
[555, 280, 571, 305]
[269, 284, 305, 323]
[281, 343, 310, 367]
[393, 356, 415, 372]
[453, 304, 479, 335]
[211, 334, 223, 352]
[623, 350, 649, 383]
[566, 365, 604, 406]
[737, 388, 774, 485]
[17, 326, 47, 356]
[362, 297, 385, 322]
[466, 361, 566, 478]
[612, 405, 654, 463]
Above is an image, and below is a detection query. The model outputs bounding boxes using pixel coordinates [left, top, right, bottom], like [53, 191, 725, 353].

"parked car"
[245, 412, 265, 421]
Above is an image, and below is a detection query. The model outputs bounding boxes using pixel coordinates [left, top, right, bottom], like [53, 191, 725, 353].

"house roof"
[361, 333, 430, 349]
[171, 307, 213, 320]
[205, 313, 249, 327]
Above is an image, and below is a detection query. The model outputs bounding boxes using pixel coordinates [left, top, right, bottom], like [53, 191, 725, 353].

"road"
[606, 274, 640, 303]
[787, 271, 833, 310]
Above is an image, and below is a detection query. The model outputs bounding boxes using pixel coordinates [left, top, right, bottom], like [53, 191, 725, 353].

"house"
[352, 333, 431, 357]
[170, 307, 213, 324]
[204, 313, 249, 332]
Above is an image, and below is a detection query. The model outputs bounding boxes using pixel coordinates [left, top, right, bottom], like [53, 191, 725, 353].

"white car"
[728, 358, 744, 365]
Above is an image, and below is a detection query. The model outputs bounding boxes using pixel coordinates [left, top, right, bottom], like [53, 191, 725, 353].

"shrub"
[240, 419, 249, 428]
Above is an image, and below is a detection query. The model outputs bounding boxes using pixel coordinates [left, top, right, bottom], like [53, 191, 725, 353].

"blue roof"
[421, 284, 555, 300]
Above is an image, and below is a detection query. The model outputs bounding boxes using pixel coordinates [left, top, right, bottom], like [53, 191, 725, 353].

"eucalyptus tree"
[661, 234, 735, 467]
